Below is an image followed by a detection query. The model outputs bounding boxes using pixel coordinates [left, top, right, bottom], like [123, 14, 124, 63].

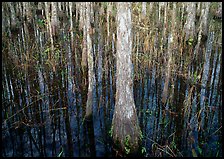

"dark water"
[2, 22, 222, 158]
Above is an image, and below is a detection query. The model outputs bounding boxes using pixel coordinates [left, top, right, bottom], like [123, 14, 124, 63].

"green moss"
[108, 125, 113, 137]
[124, 135, 131, 154]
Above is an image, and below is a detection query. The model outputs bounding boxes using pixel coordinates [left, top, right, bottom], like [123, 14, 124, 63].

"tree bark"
[184, 2, 196, 41]
[85, 2, 95, 118]
[112, 2, 140, 155]
[141, 2, 147, 17]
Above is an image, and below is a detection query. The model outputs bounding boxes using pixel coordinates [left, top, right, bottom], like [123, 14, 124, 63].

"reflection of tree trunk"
[100, 26, 110, 154]
[153, 65, 160, 142]
[217, 67, 222, 142]
[18, 126, 24, 157]
[3, 57, 15, 157]
[108, 69, 112, 117]
[200, 33, 214, 144]
[51, 72, 58, 157]
[26, 54, 43, 157]
[19, 68, 30, 157]
[28, 126, 34, 157]
[203, 45, 214, 134]
[81, 79, 88, 157]
[85, 117, 96, 157]
[209, 48, 219, 106]
[173, 75, 179, 148]
[196, 69, 203, 152]
[64, 109, 74, 157]
[102, 23, 107, 122]
[75, 88, 81, 156]
[161, 51, 171, 105]
[145, 69, 151, 137]
[77, 112, 81, 156]
[176, 75, 186, 149]
[52, 119, 56, 156]
[37, 68, 47, 156]
[139, 71, 145, 130]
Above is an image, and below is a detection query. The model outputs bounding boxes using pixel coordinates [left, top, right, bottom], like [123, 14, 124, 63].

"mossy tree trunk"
[112, 2, 140, 155]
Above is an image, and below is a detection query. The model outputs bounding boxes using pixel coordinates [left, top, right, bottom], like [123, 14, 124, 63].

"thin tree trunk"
[184, 2, 196, 42]
[85, 2, 95, 118]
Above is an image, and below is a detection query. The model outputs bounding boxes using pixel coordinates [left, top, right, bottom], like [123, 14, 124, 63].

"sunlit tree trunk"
[97, 3, 103, 87]
[112, 2, 140, 154]
[85, 2, 95, 118]
[51, 2, 58, 40]
[162, 2, 167, 45]
[196, 2, 201, 18]
[45, 2, 54, 61]
[69, 2, 74, 53]
[9, 2, 20, 39]
[107, 2, 112, 39]
[8, 2, 16, 26]
[194, 2, 210, 56]
[81, 3, 88, 74]
[161, 2, 172, 104]
[79, 3, 84, 31]
[141, 2, 146, 18]
[158, 2, 165, 22]
[184, 2, 196, 41]
[200, 2, 210, 36]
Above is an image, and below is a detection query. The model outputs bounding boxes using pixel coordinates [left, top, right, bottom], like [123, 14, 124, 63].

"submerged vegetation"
[2, 2, 222, 157]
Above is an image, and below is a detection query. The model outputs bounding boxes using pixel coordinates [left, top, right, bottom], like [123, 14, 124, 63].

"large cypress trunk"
[112, 2, 140, 155]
